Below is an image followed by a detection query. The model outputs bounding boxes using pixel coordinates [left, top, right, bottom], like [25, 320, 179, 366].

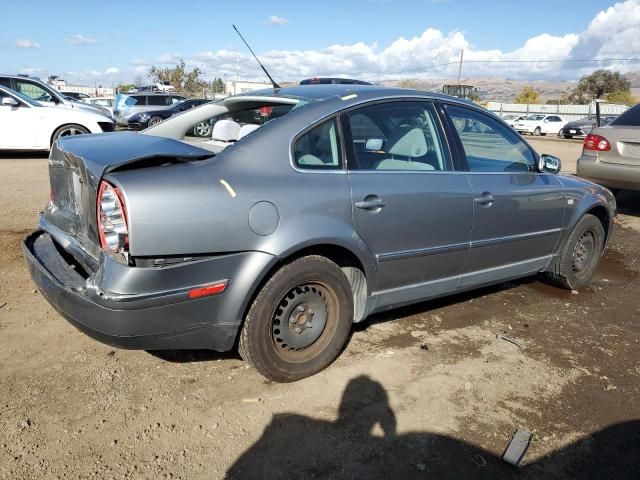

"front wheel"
[543, 214, 605, 290]
[51, 124, 89, 146]
[147, 116, 164, 127]
[238, 256, 354, 382]
[564, 135, 572, 139]
[533, 127, 542, 136]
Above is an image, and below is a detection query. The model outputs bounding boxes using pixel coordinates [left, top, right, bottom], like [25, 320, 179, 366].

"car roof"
[241, 84, 469, 104]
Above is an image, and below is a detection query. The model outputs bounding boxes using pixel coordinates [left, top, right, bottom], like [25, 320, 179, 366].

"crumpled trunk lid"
[42, 132, 213, 264]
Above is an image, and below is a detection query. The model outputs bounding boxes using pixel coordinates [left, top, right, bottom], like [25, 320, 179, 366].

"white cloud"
[15, 39, 40, 49]
[69, 34, 96, 45]
[130, 58, 149, 66]
[268, 15, 288, 25]
[105, 67, 119, 75]
[155, 53, 182, 64]
[192, 0, 640, 82]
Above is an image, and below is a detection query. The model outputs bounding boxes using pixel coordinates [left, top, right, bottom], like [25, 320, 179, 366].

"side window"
[148, 95, 171, 106]
[15, 80, 52, 102]
[346, 102, 448, 171]
[0, 78, 11, 88]
[293, 118, 341, 170]
[446, 105, 536, 173]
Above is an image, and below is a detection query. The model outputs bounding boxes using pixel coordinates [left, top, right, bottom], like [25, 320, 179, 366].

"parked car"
[113, 93, 186, 126]
[87, 97, 115, 116]
[0, 85, 114, 150]
[156, 81, 175, 92]
[23, 84, 615, 382]
[514, 114, 568, 136]
[501, 114, 528, 127]
[0, 74, 112, 119]
[60, 91, 93, 102]
[127, 98, 209, 130]
[558, 115, 618, 139]
[577, 103, 640, 191]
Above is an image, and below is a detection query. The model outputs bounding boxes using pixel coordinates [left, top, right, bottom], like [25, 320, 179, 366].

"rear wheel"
[238, 256, 353, 382]
[194, 121, 211, 137]
[51, 124, 89, 145]
[543, 214, 605, 290]
[564, 135, 572, 139]
[533, 127, 542, 136]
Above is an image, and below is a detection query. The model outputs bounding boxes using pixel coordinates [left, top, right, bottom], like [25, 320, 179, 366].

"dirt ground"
[1, 139, 639, 479]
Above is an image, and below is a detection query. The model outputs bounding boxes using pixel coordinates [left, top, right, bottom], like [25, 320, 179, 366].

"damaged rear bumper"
[23, 229, 275, 351]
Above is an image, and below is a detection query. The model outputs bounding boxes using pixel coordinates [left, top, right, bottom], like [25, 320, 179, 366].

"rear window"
[610, 105, 640, 127]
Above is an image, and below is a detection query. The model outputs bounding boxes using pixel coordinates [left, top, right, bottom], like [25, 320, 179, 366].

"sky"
[2, 0, 639, 86]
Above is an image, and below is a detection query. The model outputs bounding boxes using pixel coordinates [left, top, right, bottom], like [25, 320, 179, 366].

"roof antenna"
[232, 24, 281, 89]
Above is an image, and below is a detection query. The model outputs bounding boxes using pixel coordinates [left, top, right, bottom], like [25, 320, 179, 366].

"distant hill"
[380, 70, 640, 102]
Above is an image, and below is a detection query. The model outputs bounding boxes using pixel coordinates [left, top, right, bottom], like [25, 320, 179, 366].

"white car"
[0, 85, 114, 151]
[156, 81, 175, 92]
[86, 97, 115, 116]
[501, 114, 528, 128]
[514, 114, 568, 136]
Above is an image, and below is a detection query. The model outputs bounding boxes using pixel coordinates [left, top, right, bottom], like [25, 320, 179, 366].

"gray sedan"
[577, 103, 640, 191]
[23, 85, 616, 381]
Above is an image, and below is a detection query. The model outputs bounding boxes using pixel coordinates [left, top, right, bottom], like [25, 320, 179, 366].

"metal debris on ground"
[496, 334, 525, 350]
[502, 430, 533, 467]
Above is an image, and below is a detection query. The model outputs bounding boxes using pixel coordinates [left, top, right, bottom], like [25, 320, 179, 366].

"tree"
[514, 86, 540, 104]
[149, 59, 208, 96]
[574, 69, 630, 100]
[213, 77, 225, 93]
[605, 90, 638, 106]
[115, 83, 135, 93]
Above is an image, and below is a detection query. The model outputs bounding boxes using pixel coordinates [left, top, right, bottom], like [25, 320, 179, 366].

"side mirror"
[1, 96, 19, 107]
[543, 119, 549, 123]
[365, 138, 384, 151]
[538, 154, 561, 174]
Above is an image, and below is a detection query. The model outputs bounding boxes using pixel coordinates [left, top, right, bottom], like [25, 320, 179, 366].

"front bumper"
[126, 121, 147, 131]
[577, 155, 640, 191]
[23, 229, 275, 351]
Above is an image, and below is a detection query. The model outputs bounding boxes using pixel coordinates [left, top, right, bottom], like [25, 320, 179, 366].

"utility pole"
[457, 49, 464, 87]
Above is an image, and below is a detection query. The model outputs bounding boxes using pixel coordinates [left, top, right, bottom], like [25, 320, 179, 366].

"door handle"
[355, 196, 386, 211]
[474, 192, 495, 207]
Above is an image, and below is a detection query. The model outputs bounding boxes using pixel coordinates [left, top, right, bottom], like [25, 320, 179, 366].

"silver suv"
[113, 93, 186, 126]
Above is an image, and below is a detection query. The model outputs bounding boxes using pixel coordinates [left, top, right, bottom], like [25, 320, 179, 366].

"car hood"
[53, 101, 113, 120]
[565, 120, 595, 129]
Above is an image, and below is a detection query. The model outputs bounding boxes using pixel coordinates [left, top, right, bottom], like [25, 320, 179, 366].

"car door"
[344, 100, 474, 303]
[443, 104, 565, 287]
[543, 116, 563, 134]
[0, 92, 41, 149]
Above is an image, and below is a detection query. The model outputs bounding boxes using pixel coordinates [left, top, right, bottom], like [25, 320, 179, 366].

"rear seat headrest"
[211, 119, 241, 142]
[238, 124, 260, 139]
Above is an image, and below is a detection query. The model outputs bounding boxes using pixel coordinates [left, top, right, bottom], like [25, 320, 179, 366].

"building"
[225, 80, 272, 95]
[46, 75, 115, 98]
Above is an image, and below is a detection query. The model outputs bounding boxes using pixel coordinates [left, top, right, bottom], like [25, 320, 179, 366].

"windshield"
[526, 115, 545, 121]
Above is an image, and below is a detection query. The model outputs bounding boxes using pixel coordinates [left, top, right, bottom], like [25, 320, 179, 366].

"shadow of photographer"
[225, 375, 639, 479]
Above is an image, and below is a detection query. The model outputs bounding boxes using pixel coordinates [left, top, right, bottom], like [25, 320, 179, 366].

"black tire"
[148, 116, 164, 127]
[238, 255, 354, 382]
[533, 127, 542, 136]
[51, 124, 89, 146]
[543, 214, 605, 290]
[564, 135, 572, 139]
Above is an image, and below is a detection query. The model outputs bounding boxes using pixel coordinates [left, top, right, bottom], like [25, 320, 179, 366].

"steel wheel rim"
[572, 231, 595, 277]
[195, 122, 211, 137]
[58, 127, 86, 137]
[271, 282, 339, 363]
